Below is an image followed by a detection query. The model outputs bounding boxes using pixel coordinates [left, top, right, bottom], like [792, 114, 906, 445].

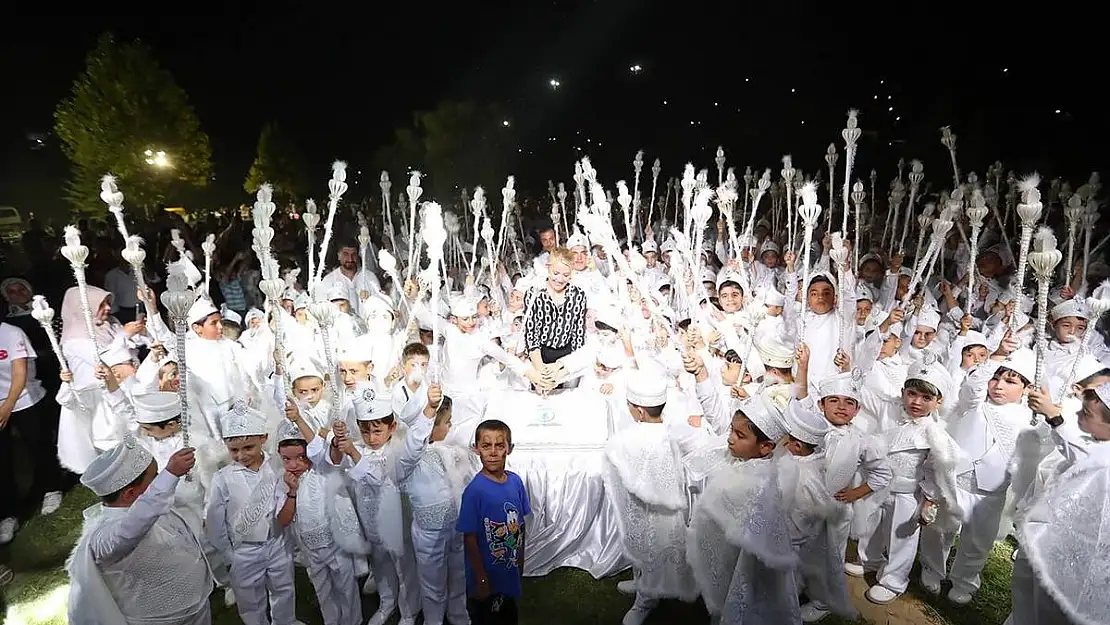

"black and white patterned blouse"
[523, 285, 588, 353]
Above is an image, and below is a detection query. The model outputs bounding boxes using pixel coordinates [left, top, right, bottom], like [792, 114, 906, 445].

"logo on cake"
[533, 407, 556, 425]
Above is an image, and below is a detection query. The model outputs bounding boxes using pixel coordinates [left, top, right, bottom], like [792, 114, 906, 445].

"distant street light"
[143, 149, 171, 168]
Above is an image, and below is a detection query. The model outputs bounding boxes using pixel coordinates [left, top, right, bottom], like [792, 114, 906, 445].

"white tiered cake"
[485, 388, 611, 450]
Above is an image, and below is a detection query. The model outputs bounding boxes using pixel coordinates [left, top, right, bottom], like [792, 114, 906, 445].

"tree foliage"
[244, 122, 310, 206]
[53, 33, 212, 215]
[374, 100, 516, 202]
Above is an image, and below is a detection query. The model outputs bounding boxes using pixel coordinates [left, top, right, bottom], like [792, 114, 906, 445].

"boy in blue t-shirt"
[456, 419, 531, 625]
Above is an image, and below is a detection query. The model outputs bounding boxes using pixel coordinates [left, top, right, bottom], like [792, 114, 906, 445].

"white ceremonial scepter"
[781, 157, 796, 251]
[421, 203, 448, 382]
[556, 182, 570, 238]
[481, 217, 497, 285]
[829, 233, 852, 354]
[632, 151, 645, 238]
[797, 182, 823, 343]
[825, 144, 838, 229]
[647, 159, 661, 234]
[1028, 227, 1063, 425]
[680, 164, 696, 239]
[380, 172, 398, 256]
[307, 298, 342, 425]
[741, 170, 772, 252]
[572, 162, 586, 214]
[902, 211, 954, 313]
[60, 227, 102, 361]
[966, 189, 990, 311]
[913, 203, 937, 264]
[714, 146, 726, 188]
[405, 171, 424, 276]
[467, 188, 486, 279]
[549, 203, 561, 246]
[99, 176, 140, 318]
[1081, 201, 1100, 294]
[122, 235, 155, 322]
[1011, 174, 1044, 331]
[851, 181, 866, 270]
[547, 181, 559, 242]
[716, 180, 740, 261]
[302, 199, 320, 292]
[1063, 194, 1085, 286]
[159, 267, 196, 451]
[841, 110, 861, 236]
[201, 234, 216, 297]
[1056, 281, 1110, 403]
[315, 161, 350, 289]
[941, 126, 961, 191]
[899, 160, 925, 254]
[617, 181, 633, 246]
[30, 295, 86, 411]
[357, 224, 373, 303]
[251, 184, 293, 400]
[690, 188, 715, 304]
[497, 176, 516, 260]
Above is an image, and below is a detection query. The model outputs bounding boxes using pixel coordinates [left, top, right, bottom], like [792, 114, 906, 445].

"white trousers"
[411, 524, 469, 625]
[368, 542, 421, 619]
[857, 491, 920, 594]
[919, 487, 1006, 594]
[304, 544, 362, 625]
[229, 541, 298, 625]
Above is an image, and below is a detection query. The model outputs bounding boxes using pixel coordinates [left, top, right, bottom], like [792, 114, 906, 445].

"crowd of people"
[0, 145, 1106, 625]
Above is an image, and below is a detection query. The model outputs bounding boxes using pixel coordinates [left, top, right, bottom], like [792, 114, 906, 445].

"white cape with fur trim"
[1019, 444, 1110, 625]
[687, 455, 800, 623]
[602, 421, 698, 602]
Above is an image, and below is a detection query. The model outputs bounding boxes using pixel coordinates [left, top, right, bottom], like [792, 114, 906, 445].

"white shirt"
[0, 322, 45, 411]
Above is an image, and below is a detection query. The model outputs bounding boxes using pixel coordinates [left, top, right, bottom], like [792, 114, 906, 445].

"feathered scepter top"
[60, 226, 101, 351]
[796, 181, 823, 342]
[1011, 173, 1044, 330]
[312, 161, 349, 292]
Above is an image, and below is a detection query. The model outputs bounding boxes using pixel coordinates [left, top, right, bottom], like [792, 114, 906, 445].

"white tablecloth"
[508, 446, 628, 578]
[482, 388, 629, 578]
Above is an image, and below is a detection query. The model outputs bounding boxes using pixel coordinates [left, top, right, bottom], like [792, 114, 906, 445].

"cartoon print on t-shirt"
[483, 502, 522, 568]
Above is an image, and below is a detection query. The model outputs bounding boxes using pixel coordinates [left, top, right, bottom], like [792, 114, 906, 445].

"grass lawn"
[0, 487, 1012, 625]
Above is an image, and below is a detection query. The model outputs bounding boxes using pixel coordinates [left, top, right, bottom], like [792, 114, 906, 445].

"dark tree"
[54, 33, 212, 215]
[374, 100, 516, 202]
[244, 122, 310, 207]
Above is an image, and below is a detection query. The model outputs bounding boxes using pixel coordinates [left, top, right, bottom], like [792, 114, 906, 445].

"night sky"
[3, 4, 1106, 218]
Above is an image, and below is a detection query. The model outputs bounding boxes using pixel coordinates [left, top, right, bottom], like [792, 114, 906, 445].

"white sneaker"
[800, 602, 830, 622]
[366, 606, 395, 625]
[0, 518, 18, 545]
[621, 605, 651, 625]
[223, 588, 236, 607]
[920, 569, 942, 595]
[865, 585, 900, 605]
[947, 588, 973, 605]
[616, 579, 636, 595]
[41, 491, 63, 515]
[361, 574, 377, 595]
[843, 562, 866, 577]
